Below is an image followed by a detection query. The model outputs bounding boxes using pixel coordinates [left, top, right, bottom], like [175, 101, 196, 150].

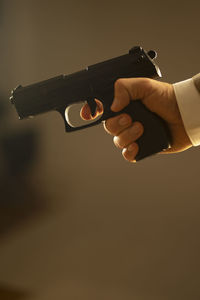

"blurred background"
[0, 0, 200, 299]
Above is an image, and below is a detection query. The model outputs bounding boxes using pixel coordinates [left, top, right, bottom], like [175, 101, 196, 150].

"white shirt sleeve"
[173, 78, 200, 146]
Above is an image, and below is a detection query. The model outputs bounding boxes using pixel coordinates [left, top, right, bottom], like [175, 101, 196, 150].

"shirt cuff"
[173, 78, 200, 146]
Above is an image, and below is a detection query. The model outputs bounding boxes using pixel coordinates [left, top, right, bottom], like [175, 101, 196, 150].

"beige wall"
[0, 0, 200, 299]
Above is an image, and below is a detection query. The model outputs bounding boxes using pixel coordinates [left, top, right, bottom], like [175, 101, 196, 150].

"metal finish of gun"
[10, 46, 170, 161]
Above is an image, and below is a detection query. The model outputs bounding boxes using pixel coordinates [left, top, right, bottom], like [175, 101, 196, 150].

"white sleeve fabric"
[173, 78, 200, 146]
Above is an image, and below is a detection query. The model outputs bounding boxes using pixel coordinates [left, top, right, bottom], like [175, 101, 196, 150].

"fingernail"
[130, 123, 141, 135]
[119, 116, 129, 126]
[127, 144, 136, 152]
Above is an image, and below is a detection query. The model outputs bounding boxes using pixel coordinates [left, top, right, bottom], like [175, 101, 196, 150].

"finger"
[111, 79, 131, 112]
[80, 103, 92, 120]
[111, 78, 153, 112]
[80, 99, 103, 120]
[122, 143, 139, 163]
[113, 122, 143, 149]
[103, 113, 132, 136]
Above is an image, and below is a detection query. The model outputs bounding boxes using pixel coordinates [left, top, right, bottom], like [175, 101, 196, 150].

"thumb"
[111, 78, 153, 112]
[111, 79, 131, 112]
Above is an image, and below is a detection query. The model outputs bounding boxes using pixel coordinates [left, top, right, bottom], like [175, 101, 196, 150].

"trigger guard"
[65, 105, 74, 128]
[56, 106, 75, 132]
[56, 105, 103, 132]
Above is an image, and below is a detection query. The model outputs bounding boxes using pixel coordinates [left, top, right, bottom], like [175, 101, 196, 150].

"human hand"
[81, 78, 192, 162]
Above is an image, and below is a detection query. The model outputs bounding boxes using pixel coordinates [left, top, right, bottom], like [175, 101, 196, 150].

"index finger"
[80, 99, 103, 120]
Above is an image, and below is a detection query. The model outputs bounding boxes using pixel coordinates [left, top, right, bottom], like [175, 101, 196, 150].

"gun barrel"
[10, 75, 74, 119]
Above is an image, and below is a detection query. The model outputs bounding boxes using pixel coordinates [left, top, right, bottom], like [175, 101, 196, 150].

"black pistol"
[10, 46, 170, 161]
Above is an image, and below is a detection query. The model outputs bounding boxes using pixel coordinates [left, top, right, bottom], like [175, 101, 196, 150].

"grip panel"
[118, 100, 171, 161]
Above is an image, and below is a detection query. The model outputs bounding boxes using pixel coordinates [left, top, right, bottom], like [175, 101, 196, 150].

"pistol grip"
[107, 101, 171, 161]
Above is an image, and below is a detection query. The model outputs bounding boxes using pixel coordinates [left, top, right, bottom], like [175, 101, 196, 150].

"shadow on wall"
[0, 94, 47, 239]
[0, 283, 31, 300]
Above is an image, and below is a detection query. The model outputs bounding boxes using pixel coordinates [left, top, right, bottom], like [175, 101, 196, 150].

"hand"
[81, 78, 192, 162]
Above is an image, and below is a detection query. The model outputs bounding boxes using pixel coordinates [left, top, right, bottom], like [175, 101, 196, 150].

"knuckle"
[118, 114, 132, 127]
[114, 122, 143, 148]
[113, 134, 127, 149]
[113, 136, 125, 149]
[113, 136, 121, 148]
[141, 77, 152, 84]
[122, 143, 138, 162]
[104, 119, 112, 132]
[104, 117, 119, 136]
[103, 122, 112, 134]
[129, 122, 144, 137]
[139, 78, 153, 92]
[104, 120, 116, 135]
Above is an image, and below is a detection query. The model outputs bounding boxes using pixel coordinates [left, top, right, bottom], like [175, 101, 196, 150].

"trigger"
[87, 98, 97, 117]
